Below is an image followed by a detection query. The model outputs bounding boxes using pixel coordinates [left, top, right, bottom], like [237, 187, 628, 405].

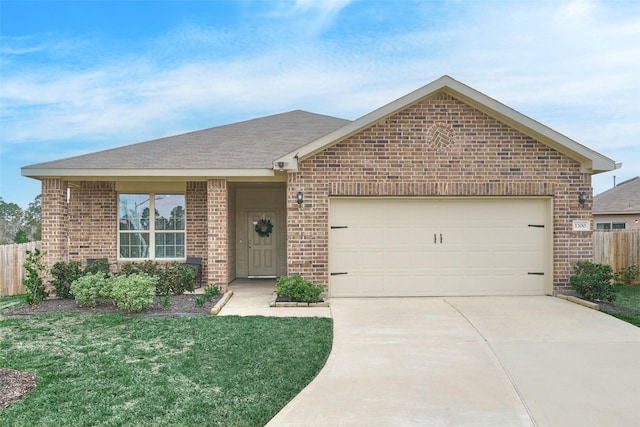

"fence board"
[0, 241, 41, 296]
[593, 230, 640, 272]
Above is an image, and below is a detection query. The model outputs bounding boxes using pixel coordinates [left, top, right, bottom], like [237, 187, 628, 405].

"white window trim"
[117, 193, 187, 261]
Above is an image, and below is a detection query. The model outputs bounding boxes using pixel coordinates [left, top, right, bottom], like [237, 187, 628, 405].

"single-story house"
[593, 177, 640, 230]
[22, 75, 616, 296]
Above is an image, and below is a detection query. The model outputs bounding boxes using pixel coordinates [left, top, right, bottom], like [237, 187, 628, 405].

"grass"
[602, 284, 640, 327]
[0, 299, 333, 426]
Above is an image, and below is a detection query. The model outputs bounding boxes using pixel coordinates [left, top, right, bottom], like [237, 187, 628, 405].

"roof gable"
[276, 75, 616, 174]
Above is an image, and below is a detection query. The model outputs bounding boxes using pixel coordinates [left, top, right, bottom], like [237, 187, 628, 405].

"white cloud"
[1, 0, 639, 201]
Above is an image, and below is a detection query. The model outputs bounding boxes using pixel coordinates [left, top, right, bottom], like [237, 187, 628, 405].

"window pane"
[120, 232, 150, 259]
[119, 194, 152, 231]
[596, 223, 610, 230]
[155, 232, 185, 259]
[612, 223, 626, 230]
[155, 195, 185, 231]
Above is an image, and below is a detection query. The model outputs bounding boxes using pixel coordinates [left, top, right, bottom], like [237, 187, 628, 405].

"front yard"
[601, 285, 640, 327]
[0, 296, 333, 426]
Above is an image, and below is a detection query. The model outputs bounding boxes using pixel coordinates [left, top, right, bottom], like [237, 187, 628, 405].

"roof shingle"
[593, 177, 640, 214]
[23, 110, 350, 171]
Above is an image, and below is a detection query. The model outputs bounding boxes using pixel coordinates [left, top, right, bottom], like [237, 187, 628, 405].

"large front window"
[118, 193, 185, 259]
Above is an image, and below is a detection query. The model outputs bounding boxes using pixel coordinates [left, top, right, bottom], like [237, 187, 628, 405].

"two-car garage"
[328, 197, 552, 297]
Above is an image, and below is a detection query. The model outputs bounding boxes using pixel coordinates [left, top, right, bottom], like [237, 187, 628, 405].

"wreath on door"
[255, 219, 274, 237]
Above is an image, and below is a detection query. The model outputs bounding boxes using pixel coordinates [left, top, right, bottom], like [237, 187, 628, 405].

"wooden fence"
[593, 230, 640, 272]
[0, 241, 41, 296]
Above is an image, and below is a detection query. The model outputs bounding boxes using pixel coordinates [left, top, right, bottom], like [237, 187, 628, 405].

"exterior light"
[578, 191, 587, 206]
[277, 161, 285, 172]
[297, 191, 304, 206]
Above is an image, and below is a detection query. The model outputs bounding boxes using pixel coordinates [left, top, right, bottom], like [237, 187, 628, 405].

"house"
[22, 75, 616, 296]
[593, 177, 640, 230]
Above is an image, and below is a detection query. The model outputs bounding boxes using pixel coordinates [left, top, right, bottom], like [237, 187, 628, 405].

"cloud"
[1, 0, 639, 198]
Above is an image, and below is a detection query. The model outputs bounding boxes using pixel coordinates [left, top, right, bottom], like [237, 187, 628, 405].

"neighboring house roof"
[593, 177, 640, 214]
[22, 110, 350, 178]
[22, 75, 616, 180]
[277, 75, 616, 174]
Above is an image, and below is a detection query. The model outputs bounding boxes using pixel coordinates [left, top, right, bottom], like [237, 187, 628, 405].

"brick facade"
[41, 178, 68, 274]
[68, 181, 117, 264]
[207, 179, 229, 290]
[287, 93, 593, 293]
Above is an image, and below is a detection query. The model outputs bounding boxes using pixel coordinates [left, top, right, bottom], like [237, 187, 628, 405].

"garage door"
[329, 197, 551, 297]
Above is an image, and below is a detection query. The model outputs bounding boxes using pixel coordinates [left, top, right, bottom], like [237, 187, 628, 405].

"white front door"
[248, 212, 277, 277]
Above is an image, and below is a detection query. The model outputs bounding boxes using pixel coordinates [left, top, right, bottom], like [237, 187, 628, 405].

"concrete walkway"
[217, 279, 330, 317]
[267, 296, 640, 427]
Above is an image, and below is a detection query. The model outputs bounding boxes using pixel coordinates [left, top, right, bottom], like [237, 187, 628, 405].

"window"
[118, 194, 185, 259]
[596, 222, 626, 231]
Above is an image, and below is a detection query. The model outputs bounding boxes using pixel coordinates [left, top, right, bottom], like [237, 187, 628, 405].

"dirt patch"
[3, 294, 223, 317]
[0, 368, 37, 409]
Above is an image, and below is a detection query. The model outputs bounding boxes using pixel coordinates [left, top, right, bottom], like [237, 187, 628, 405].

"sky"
[1, 0, 639, 209]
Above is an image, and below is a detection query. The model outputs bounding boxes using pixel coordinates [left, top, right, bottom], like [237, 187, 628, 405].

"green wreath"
[255, 219, 274, 237]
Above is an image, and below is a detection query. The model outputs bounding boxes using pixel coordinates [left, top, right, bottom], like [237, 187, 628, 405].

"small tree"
[23, 249, 49, 305]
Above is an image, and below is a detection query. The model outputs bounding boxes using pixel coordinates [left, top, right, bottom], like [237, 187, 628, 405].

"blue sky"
[1, 0, 639, 208]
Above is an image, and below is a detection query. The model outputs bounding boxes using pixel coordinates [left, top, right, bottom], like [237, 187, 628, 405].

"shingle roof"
[22, 110, 350, 171]
[593, 177, 640, 214]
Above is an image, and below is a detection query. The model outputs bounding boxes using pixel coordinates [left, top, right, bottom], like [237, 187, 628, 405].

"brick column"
[207, 179, 228, 290]
[41, 178, 68, 271]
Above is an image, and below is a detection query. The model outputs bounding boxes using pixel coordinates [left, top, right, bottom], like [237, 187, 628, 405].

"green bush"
[71, 273, 110, 308]
[614, 265, 640, 286]
[84, 259, 111, 277]
[195, 285, 221, 307]
[570, 261, 617, 302]
[276, 275, 324, 303]
[50, 261, 83, 299]
[118, 261, 195, 296]
[111, 274, 158, 313]
[160, 262, 196, 296]
[23, 249, 48, 306]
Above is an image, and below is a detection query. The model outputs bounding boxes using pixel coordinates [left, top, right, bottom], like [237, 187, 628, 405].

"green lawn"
[603, 285, 640, 327]
[1, 298, 333, 426]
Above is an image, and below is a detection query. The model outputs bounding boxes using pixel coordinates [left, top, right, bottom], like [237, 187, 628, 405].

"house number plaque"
[572, 220, 590, 231]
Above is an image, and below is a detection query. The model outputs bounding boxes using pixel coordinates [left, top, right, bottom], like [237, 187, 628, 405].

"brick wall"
[41, 178, 68, 274]
[287, 93, 593, 292]
[186, 181, 208, 282]
[68, 181, 117, 266]
[207, 179, 228, 290]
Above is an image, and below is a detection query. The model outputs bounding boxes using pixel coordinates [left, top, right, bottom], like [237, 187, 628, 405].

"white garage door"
[329, 197, 551, 297]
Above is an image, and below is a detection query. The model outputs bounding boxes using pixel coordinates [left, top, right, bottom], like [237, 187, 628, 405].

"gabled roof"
[593, 177, 640, 214]
[22, 110, 349, 179]
[276, 75, 616, 174]
[23, 76, 616, 181]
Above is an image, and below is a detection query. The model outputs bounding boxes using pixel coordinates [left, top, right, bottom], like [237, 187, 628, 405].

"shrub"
[23, 248, 48, 306]
[50, 261, 83, 299]
[111, 274, 158, 313]
[118, 261, 195, 296]
[570, 261, 617, 302]
[84, 259, 111, 277]
[195, 285, 221, 307]
[614, 265, 640, 286]
[276, 275, 324, 303]
[160, 262, 196, 296]
[71, 273, 110, 308]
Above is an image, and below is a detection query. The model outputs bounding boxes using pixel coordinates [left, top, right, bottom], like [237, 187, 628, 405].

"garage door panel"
[329, 198, 550, 297]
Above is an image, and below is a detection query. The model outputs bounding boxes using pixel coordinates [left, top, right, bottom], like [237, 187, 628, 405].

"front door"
[248, 212, 277, 277]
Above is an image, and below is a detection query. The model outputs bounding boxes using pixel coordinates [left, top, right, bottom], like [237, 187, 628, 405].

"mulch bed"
[3, 294, 223, 317]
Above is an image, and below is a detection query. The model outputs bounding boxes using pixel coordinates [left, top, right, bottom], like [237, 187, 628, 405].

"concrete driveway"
[266, 296, 640, 426]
